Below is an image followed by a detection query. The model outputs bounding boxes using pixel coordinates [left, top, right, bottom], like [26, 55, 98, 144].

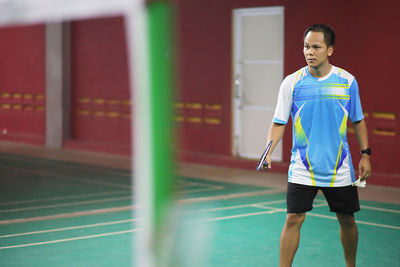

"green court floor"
[0, 152, 399, 266]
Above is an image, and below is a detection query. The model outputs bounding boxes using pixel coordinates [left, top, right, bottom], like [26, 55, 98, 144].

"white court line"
[0, 185, 224, 213]
[0, 179, 225, 209]
[1, 165, 228, 201]
[1, 200, 399, 250]
[179, 189, 284, 204]
[178, 185, 225, 194]
[0, 196, 133, 213]
[0, 190, 279, 225]
[0, 205, 136, 225]
[0, 201, 278, 241]
[206, 205, 400, 230]
[308, 213, 400, 230]
[50, 175, 132, 189]
[175, 179, 224, 190]
[0, 190, 130, 207]
[355, 220, 400, 230]
[2, 208, 398, 251]
[175, 179, 200, 186]
[207, 209, 286, 221]
[310, 202, 400, 214]
[0, 188, 222, 213]
[192, 199, 326, 213]
[208, 208, 400, 230]
[170, 177, 227, 191]
[0, 218, 138, 238]
[0, 191, 398, 226]
[192, 199, 399, 230]
[0, 229, 140, 250]
[192, 199, 287, 213]
[176, 179, 218, 187]
[252, 202, 328, 210]
[360, 205, 400, 214]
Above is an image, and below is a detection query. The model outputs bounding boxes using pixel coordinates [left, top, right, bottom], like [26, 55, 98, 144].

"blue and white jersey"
[273, 66, 364, 187]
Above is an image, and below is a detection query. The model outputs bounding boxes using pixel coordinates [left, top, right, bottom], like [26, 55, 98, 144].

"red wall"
[0, 24, 46, 144]
[177, 1, 234, 154]
[67, 16, 131, 153]
[177, 0, 400, 185]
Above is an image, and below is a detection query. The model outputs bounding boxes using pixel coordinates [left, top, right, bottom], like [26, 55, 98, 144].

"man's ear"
[328, 46, 334, 56]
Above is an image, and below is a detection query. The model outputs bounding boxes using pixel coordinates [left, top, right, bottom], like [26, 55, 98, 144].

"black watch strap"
[360, 148, 371, 156]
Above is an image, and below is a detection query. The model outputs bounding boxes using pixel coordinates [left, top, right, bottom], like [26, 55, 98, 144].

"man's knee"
[336, 212, 356, 229]
[284, 213, 306, 229]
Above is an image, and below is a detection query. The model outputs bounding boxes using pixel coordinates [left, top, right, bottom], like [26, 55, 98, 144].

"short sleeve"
[348, 78, 364, 123]
[273, 75, 294, 124]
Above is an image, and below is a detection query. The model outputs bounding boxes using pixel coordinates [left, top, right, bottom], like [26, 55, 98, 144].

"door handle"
[234, 75, 241, 98]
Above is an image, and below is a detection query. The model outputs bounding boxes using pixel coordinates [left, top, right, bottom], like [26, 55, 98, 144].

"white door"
[233, 6, 284, 160]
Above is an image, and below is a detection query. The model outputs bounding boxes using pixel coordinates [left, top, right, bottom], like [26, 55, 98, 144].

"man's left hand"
[359, 155, 371, 180]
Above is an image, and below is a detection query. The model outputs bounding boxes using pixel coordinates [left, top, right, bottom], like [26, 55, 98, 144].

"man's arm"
[263, 122, 286, 169]
[353, 119, 371, 180]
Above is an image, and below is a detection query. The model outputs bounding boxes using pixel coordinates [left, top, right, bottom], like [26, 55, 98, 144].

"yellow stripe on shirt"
[330, 141, 343, 187]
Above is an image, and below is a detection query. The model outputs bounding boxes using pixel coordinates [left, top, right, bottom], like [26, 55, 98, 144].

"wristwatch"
[360, 148, 371, 156]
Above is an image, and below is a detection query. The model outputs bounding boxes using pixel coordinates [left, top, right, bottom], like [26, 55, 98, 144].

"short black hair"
[304, 24, 335, 47]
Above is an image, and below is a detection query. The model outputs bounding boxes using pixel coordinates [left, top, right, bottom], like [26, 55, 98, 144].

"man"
[263, 24, 371, 267]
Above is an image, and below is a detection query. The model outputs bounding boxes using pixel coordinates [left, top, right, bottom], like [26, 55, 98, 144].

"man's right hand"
[264, 155, 272, 169]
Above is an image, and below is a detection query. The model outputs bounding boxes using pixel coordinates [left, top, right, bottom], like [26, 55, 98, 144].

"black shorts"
[286, 182, 360, 214]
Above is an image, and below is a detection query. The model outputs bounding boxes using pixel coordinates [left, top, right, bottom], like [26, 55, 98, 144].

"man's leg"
[279, 212, 306, 267]
[336, 212, 358, 267]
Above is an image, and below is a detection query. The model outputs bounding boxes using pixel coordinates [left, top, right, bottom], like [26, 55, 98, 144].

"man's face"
[303, 31, 333, 69]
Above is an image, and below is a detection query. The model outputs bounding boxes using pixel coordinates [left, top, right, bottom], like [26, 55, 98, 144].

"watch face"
[361, 148, 371, 155]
